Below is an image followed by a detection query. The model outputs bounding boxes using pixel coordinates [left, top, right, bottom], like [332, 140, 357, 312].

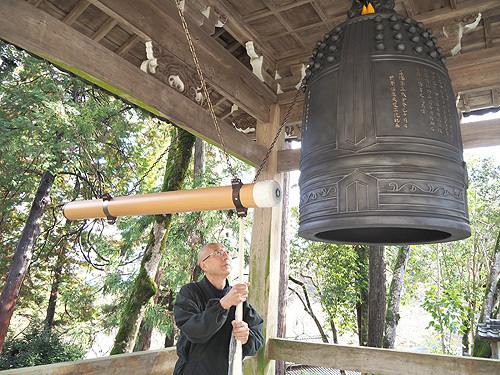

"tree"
[354, 245, 369, 346]
[0, 41, 170, 352]
[415, 156, 500, 356]
[0, 172, 55, 350]
[383, 245, 411, 348]
[367, 246, 386, 348]
[0, 320, 84, 369]
[110, 126, 195, 354]
[288, 213, 361, 344]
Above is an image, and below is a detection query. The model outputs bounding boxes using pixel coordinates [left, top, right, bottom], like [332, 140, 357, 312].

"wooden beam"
[91, 0, 276, 124]
[484, 17, 493, 49]
[0, 347, 178, 375]
[402, 0, 415, 18]
[271, 1, 500, 64]
[246, 104, 284, 375]
[449, 59, 500, 94]
[260, 0, 307, 49]
[446, 46, 500, 70]
[267, 338, 500, 375]
[461, 117, 500, 149]
[414, 0, 499, 27]
[277, 148, 300, 173]
[242, 0, 313, 23]
[0, 0, 267, 166]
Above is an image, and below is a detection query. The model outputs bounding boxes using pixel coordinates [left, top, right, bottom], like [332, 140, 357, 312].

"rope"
[174, 0, 236, 180]
[232, 216, 245, 375]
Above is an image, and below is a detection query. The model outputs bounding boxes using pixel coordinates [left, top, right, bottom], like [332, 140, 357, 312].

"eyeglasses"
[202, 249, 232, 262]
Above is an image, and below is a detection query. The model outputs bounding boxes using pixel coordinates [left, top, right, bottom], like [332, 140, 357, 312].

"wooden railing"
[0, 347, 178, 375]
[267, 338, 500, 375]
[1, 338, 500, 375]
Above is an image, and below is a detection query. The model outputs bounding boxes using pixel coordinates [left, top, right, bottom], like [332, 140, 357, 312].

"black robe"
[173, 277, 264, 375]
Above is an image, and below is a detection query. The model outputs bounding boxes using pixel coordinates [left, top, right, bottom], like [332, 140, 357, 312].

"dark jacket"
[173, 277, 264, 375]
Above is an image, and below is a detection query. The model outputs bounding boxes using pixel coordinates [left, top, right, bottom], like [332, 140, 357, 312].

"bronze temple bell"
[298, 0, 471, 245]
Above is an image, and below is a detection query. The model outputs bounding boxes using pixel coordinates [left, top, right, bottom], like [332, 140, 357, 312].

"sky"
[462, 110, 500, 163]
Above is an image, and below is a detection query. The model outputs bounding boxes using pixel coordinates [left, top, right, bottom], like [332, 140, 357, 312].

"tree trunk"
[193, 137, 205, 180]
[45, 211, 77, 330]
[462, 312, 471, 356]
[0, 171, 55, 352]
[367, 246, 386, 348]
[165, 326, 176, 347]
[355, 245, 369, 346]
[383, 245, 410, 348]
[188, 137, 205, 283]
[134, 267, 164, 352]
[276, 160, 290, 375]
[135, 320, 153, 352]
[45, 246, 65, 329]
[160, 289, 176, 348]
[110, 127, 195, 355]
[482, 231, 500, 320]
[473, 230, 500, 357]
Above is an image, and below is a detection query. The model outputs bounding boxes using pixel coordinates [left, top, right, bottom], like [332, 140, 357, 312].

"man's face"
[200, 244, 232, 279]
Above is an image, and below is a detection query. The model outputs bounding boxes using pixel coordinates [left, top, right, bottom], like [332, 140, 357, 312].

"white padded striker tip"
[253, 180, 282, 207]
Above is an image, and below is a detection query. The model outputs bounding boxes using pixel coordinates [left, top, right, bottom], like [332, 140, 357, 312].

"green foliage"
[472, 335, 492, 358]
[0, 40, 173, 349]
[0, 320, 84, 369]
[142, 303, 175, 336]
[414, 155, 500, 354]
[288, 207, 361, 337]
[422, 286, 467, 335]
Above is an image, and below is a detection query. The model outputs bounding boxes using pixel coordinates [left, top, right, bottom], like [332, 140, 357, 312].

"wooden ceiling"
[1, 0, 500, 170]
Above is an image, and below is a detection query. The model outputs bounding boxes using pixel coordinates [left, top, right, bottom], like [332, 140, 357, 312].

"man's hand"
[220, 282, 250, 310]
[232, 320, 250, 344]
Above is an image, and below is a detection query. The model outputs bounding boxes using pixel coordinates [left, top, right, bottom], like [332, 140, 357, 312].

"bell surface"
[299, 11, 471, 246]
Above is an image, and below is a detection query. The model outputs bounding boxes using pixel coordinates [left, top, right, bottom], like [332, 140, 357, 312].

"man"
[173, 243, 264, 375]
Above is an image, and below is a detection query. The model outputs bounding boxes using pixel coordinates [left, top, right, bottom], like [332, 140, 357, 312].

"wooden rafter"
[91, 17, 118, 42]
[63, 0, 91, 26]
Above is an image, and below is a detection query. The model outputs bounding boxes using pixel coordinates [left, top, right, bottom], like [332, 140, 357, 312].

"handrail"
[0, 347, 177, 375]
[2, 338, 499, 374]
[267, 338, 500, 375]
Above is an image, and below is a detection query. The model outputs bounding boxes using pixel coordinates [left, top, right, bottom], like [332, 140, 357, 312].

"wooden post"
[245, 104, 284, 375]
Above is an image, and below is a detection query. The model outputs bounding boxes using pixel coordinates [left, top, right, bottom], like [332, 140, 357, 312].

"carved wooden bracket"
[245, 41, 265, 83]
[200, 6, 227, 35]
[275, 63, 306, 94]
[145, 42, 203, 105]
[442, 12, 482, 56]
[231, 105, 257, 134]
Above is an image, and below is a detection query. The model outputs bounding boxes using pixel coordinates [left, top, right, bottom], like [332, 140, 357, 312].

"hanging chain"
[174, 0, 236, 180]
[45, 60, 104, 196]
[253, 86, 303, 182]
[174, 1, 304, 184]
